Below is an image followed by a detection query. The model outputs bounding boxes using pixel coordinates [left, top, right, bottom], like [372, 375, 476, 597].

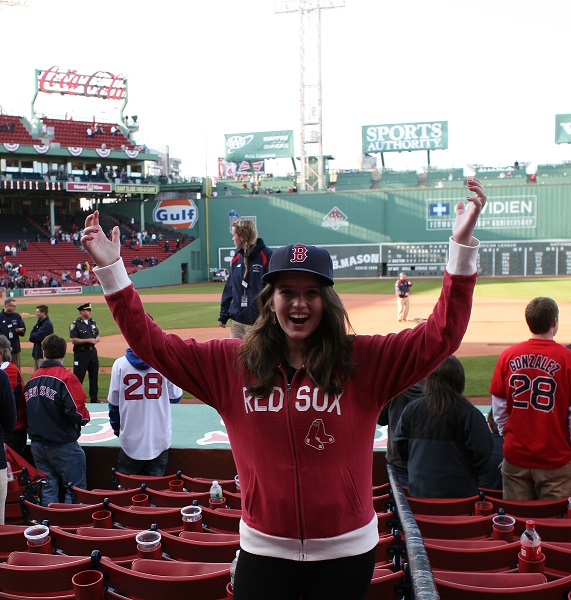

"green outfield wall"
[107, 182, 571, 283]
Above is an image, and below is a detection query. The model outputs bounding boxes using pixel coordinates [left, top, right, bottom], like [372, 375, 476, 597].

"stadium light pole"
[275, 0, 344, 192]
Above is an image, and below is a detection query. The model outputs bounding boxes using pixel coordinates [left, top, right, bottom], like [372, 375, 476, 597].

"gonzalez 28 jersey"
[490, 338, 571, 469]
[108, 349, 182, 460]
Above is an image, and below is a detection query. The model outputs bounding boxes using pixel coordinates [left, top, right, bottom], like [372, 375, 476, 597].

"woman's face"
[231, 227, 245, 250]
[270, 272, 324, 347]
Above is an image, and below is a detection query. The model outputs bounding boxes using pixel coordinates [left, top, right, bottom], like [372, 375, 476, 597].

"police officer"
[70, 302, 100, 403]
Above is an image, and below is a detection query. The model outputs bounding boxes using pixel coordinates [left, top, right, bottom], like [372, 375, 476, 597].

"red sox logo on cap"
[290, 245, 308, 263]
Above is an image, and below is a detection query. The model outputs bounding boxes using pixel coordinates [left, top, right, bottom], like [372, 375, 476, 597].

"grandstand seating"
[334, 170, 373, 190]
[379, 169, 419, 189]
[424, 168, 465, 188]
[42, 118, 132, 151]
[0, 115, 40, 146]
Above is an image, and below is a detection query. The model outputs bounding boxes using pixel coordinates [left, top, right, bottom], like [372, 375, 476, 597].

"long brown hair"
[238, 281, 355, 397]
[423, 355, 465, 416]
[232, 219, 258, 282]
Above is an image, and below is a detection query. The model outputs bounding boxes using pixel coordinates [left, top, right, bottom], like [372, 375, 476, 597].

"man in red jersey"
[490, 297, 571, 500]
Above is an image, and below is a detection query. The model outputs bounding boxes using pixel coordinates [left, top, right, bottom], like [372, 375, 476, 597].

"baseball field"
[13, 276, 571, 403]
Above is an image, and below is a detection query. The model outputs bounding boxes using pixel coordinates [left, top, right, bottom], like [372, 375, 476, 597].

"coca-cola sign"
[36, 66, 127, 100]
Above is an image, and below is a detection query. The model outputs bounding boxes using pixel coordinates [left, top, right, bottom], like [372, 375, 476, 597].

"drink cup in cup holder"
[24, 524, 50, 546]
[135, 530, 161, 552]
[492, 514, 516, 541]
[181, 505, 202, 522]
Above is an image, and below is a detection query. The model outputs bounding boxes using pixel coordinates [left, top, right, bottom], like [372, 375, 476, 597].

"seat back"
[50, 525, 138, 561]
[485, 496, 567, 519]
[21, 499, 104, 528]
[406, 495, 480, 516]
[424, 540, 520, 571]
[159, 529, 239, 563]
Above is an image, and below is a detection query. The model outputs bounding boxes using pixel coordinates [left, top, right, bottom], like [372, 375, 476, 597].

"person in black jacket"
[29, 305, 54, 371]
[0, 367, 16, 524]
[218, 219, 272, 339]
[393, 356, 493, 498]
[378, 379, 425, 487]
[0, 298, 26, 369]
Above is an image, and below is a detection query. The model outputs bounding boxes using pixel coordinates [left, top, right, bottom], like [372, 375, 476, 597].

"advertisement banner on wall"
[217, 243, 381, 278]
[152, 198, 199, 229]
[555, 114, 571, 144]
[362, 121, 448, 153]
[224, 130, 294, 161]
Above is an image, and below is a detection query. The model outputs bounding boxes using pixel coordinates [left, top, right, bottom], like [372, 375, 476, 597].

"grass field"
[17, 275, 569, 400]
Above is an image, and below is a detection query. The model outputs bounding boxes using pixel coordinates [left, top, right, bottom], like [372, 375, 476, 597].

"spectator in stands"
[0, 335, 25, 456]
[75, 268, 82, 283]
[393, 356, 493, 497]
[86, 126, 93, 137]
[0, 366, 16, 524]
[25, 334, 90, 505]
[62, 271, 71, 283]
[478, 409, 504, 491]
[110, 125, 118, 136]
[164, 240, 170, 253]
[378, 379, 426, 487]
[29, 305, 54, 371]
[108, 348, 182, 476]
[80, 176, 487, 598]
[10, 245, 16, 257]
[0, 298, 26, 369]
[490, 297, 571, 499]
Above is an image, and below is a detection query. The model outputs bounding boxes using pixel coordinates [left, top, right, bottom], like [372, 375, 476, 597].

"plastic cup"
[92, 509, 113, 529]
[72, 569, 105, 600]
[474, 500, 493, 516]
[169, 480, 184, 492]
[234, 475, 241, 492]
[136, 530, 162, 559]
[181, 505, 202, 531]
[209, 497, 226, 509]
[24, 524, 50, 546]
[492, 514, 515, 541]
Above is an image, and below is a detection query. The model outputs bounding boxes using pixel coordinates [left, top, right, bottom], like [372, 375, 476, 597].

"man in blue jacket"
[29, 305, 54, 371]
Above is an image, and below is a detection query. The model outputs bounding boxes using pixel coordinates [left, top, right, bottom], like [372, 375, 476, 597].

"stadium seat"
[512, 515, 571, 542]
[159, 529, 240, 563]
[50, 525, 139, 562]
[0, 552, 93, 595]
[200, 505, 241, 534]
[424, 539, 520, 571]
[98, 555, 230, 600]
[180, 474, 238, 493]
[69, 485, 141, 506]
[112, 469, 183, 490]
[406, 494, 480, 516]
[413, 513, 493, 540]
[541, 541, 571, 577]
[365, 567, 404, 599]
[145, 487, 211, 508]
[106, 502, 185, 532]
[484, 496, 568, 519]
[20, 499, 105, 528]
[434, 571, 571, 600]
[0, 524, 29, 560]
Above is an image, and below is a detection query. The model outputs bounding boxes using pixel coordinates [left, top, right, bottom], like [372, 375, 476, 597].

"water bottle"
[210, 480, 223, 499]
[6, 461, 14, 482]
[230, 549, 240, 590]
[520, 519, 542, 560]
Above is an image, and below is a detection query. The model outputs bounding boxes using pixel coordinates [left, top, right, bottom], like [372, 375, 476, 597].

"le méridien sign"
[362, 121, 448, 153]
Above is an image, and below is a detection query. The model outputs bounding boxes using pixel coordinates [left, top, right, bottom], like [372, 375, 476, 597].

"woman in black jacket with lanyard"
[218, 218, 272, 339]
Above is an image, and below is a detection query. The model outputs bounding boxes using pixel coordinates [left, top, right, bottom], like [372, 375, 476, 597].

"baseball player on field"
[108, 348, 182, 476]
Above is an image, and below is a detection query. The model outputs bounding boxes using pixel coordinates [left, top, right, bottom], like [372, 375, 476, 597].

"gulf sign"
[153, 198, 199, 229]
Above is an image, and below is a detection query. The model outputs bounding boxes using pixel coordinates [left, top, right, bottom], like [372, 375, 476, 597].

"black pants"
[233, 547, 376, 600]
[73, 349, 99, 402]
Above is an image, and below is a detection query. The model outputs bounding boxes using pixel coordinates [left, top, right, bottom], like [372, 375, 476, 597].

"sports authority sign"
[224, 130, 294, 161]
[36, 66, 127, 100]
[66, 182, 112, 193]
[362, 121, 448, 153]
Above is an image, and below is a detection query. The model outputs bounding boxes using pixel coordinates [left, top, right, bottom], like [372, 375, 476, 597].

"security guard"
[70, 302, 101, 403]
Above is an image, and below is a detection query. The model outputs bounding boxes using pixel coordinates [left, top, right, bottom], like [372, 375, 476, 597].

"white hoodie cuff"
[446, 236, 479, 276]
[93, 259, 132, 294]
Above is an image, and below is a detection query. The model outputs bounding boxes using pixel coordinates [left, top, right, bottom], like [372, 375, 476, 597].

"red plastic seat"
[70, 485, 139, 506]
[434, 571, 571, 600]
[131, 558, 230, 576]
[512, 515, 571, 542]
[485, 496, 568, 519]
[424, 539, 520, 571]
[180, 474, 237, 493]
[542, 541, 571, 577]
[107, 502, 184, 532]
[365, 568, 404, 599]
[413, 513, 492, 539]
[0, 524, 29, 560]
[145, 487, 210, 508]
[98, 555, 230, 600]
[0, 553, 92, 594]
[159, 529, 239, 563]
[406, 494, 480, 516]
[21, 499, 104, 528]
[50, 525, 138, 561]
[179, 530, 240, 542]
[200, 505, 241, 533]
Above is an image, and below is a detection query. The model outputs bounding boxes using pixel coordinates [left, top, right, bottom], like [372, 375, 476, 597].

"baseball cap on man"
[77, 303, 92, 311]
[262, 244, 334, 286]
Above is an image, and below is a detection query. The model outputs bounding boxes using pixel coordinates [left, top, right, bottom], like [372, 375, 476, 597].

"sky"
[1, 0, 571, 178]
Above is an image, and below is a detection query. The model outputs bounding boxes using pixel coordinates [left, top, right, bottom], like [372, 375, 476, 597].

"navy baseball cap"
[263, 244, 334, 286]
